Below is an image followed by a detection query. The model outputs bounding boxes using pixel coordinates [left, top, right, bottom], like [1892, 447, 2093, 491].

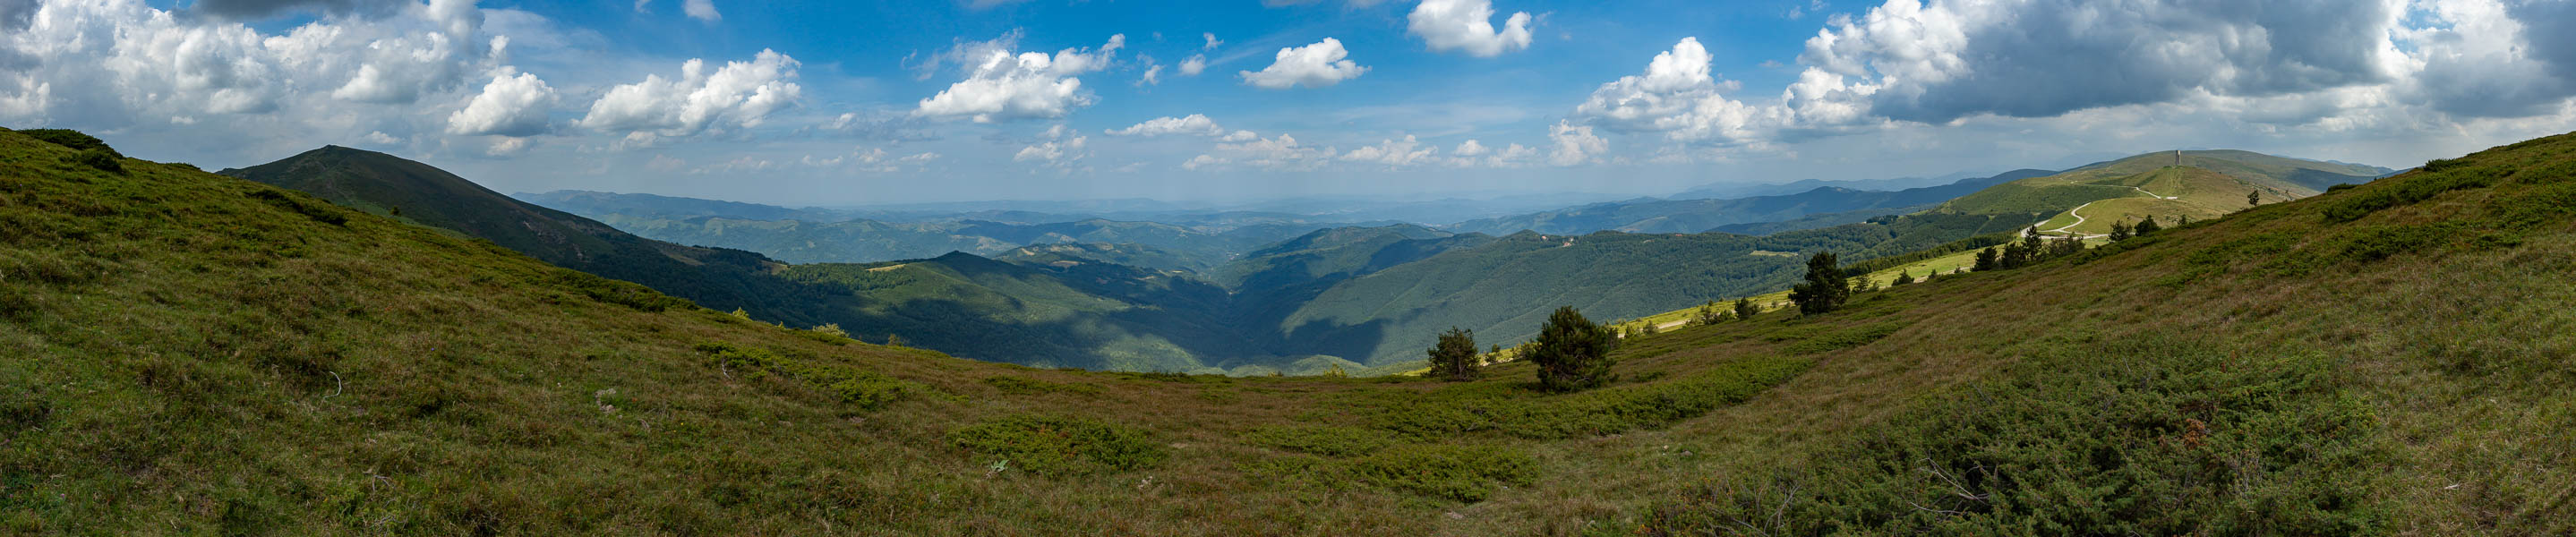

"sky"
[4, 0, 2574, 206]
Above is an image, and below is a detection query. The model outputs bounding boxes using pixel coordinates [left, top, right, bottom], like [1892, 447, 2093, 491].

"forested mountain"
[17, 126, 2569, 533]
[1446, 169, 2054, 235]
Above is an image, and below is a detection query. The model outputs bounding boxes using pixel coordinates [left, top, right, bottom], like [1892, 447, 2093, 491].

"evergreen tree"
[2109, 220, 2134, 242]
[1733, 297, 1759, 320]
[2047, 236, 2086, 258]
[2247, 190, 2261, 206]
[1425, 327, 1480, 381]
[1973, 247, 1998, 271]
[1789, 252, 1848, 315]
[2178, 215, 2192, 227]
[2135, 216, 2162, 235]
[1697, 301, 1723, 325]
[2000, 241, 2031, 269]
[1894, 270, 1915, 286]
[1529, 306, 1618, 391]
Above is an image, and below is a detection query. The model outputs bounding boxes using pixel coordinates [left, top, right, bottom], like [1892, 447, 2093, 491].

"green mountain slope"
[216, 146, 840, 327]
[7, 127, 2572, 534]
[1939, 149, 2391, 234]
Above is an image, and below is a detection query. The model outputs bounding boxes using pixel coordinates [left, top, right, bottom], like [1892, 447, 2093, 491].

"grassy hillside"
[5, 126, 2573, 534]
[217, 147, 853, 328]
[1943, 149, 2391, 240]
[2067, 149, 2390, 190]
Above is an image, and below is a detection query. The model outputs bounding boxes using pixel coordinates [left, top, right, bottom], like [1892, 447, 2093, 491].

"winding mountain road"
[2036, 185, 2175, 239]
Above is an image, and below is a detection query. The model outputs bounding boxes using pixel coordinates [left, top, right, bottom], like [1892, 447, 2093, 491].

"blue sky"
[7, 0, 2575, 205]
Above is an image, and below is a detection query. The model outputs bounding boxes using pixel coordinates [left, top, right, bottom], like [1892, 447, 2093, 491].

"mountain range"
[12, 125, 2568, 533]
[208, 142, 2398, 374]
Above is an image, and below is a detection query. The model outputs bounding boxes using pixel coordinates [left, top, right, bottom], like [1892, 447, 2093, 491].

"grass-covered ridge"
[5, 127, 2574, 534]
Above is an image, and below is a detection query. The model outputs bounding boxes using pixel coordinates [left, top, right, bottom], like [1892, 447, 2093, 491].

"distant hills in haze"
[1446, 169, 2058, 236]
[224, 143, 2394, 374]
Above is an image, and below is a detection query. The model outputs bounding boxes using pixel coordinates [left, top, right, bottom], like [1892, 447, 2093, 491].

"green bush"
[73, 149, 123, 175]
[982, 376, 1103, 396]
[1243, 425, 1398, 457]
[21, 129, 121, 158]
[2340, 223, 2459, 262]
[1366, 355, 1811, 440]
[1780, 321, 1905, 355]
[949, 414, 1167, 476]
[696, 343, 920, 411]
[244, 189, 348, 226]
[549, 269, 697, 312]
[1348, 444, 1537, 502]
[1654, 338, 2387, 535]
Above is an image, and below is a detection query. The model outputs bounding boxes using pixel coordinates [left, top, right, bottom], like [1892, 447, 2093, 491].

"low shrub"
[1243, 425, 1398, 457]
[982, 376, 1103, 396]
[2340, 223, 2460, 262]
[1367, 355, 1812, 440]
[244, 189, 348, 226]
[696, 343, 920, 411]
[549, 269, 696, 312]
[74, 149, 123, 175]
[21, 129, 121, 158]
[1780, 321, 1906, 355]
[949, 413, 1166, 476]
[1348, 444, 1538, 502]
[1652, 338, 2387, 535]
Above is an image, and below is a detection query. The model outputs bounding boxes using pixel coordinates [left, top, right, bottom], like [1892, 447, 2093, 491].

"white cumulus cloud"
[1407, 0, 1533, 57]
[1241, 38, 1368, 90]
[915, 34, 1123, 123]
[447, 68, 555, 136]
[578, 49, 803, 139]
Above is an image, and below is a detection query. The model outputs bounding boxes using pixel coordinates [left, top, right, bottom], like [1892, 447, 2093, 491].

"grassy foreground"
[4, 127, 2575, 534]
